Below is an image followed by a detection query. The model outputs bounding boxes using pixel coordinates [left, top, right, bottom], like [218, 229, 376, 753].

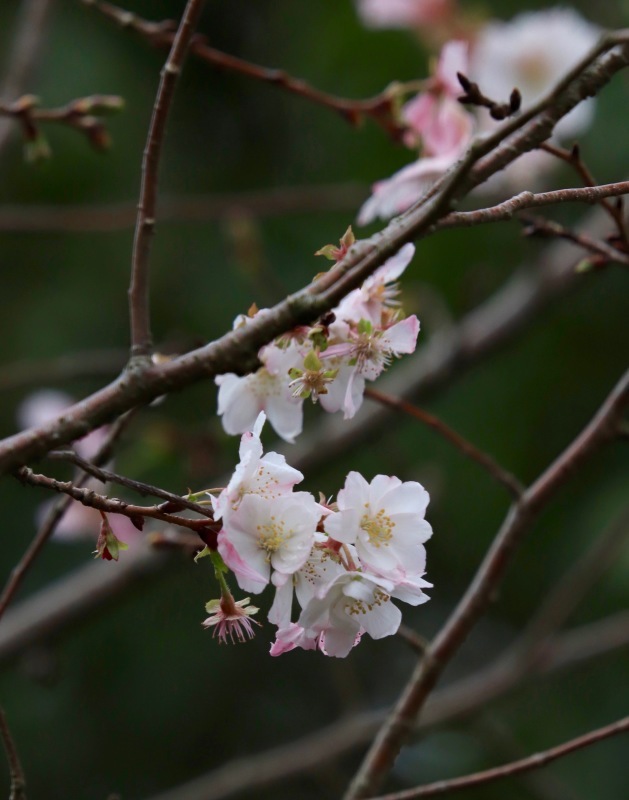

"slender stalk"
[128, 0, 207, 358]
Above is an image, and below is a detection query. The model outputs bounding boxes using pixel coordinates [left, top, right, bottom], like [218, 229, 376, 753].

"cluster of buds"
[199, 412, 432, 657]
[216, 238, 420, 442]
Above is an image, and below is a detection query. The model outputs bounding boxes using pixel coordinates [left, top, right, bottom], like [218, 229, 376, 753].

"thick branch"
[345, 368, 629, 798]
[0, 37, 627, 474]
[128, 0, 206, 358]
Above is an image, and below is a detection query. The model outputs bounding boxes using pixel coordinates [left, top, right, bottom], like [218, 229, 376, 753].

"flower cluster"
[358, 6, 600, 223]
[202, 412, 432, 657]
[216, 240, 420, 442]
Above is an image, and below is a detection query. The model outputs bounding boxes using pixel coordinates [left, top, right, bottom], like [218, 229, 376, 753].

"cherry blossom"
[324, 472, 432, 576]
[296, 572, 403, 658]
[358, 41, 474, 224]
[202, 596, 260, 644]
[215, 341, 305, 442]
[268, 533, 347, 628]
[356, 0, 454, 30]
[213, 411, 303, 522]
[219, 492, 321, 590]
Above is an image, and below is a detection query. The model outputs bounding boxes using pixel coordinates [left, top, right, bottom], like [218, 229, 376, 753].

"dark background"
[0, 1, 627, 798]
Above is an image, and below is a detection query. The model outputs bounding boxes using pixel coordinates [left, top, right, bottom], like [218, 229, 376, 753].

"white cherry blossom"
[324, 472, 432, 576]
[219, 492, 321, 590]
[297, 572, 403, 658]
[216, 342, 305, 442]
[213, 412, 303, 522]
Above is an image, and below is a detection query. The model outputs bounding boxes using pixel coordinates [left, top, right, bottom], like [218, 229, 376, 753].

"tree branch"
[0, 411, 136, 622]
[371, 716, 629, 800]
[46, 450, 215, 518]
[14, 467, 215, 534]
[82, 0, 405, 139]
[345, 368, 629, 798]
[0, 0, 54, 158]
[127, 0, 207, 359]
[365, 387, 524, 498]
[0, 36, 627, 475]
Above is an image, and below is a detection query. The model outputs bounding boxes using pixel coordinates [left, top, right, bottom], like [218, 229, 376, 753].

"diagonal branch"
[365, 387, 524, 498]
[0, 34, 626, 474]
[371, 717, 629, 800]
[14, 467, 215, 534]
[0, 411, 136, 622]
[345, 368, 629, 798]
[82, 0, 404, 139]
[128, 0, 207, 359]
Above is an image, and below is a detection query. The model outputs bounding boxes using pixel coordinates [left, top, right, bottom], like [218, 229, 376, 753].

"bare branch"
[0, 0, 54, 158]
[46, 450, 215, 518]
[0, 411, 136, 622]
[436, 181, 629, 232]
[519, 214, 629, 267]
[371, 716, 629, 800]
[0, 36, 628, 475]
[365, 387, 524, 498]
[0, 93, 124, 156]
[128, 0, 207, 359]
[14, 467, 215, 534]
[82, 0, 405, 139]
[541, 142, 629, 248]
[345, 368, 629, 798]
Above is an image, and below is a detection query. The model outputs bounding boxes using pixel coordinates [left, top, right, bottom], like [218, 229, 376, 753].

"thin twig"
[371, 716, 629, 800]
[0, 94, 123, 155]
[365, 387, 524, 498]
[0, 411, 135, 622]
[0, 707, 26, 800]
[540, 142, 629, 248]
[128, 0, 207, 358]
[14, 467, 216, 534]
[82, 0, 404, 139]
[436, 181, 629, 233]
[519, 214, 629, 267]
[46, 450, 215, 518]
[345, 369, 629, 799]
[0, 0, 54, 158]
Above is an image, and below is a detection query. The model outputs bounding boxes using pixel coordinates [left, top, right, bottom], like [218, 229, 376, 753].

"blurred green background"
[0, 1, 627, 798]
